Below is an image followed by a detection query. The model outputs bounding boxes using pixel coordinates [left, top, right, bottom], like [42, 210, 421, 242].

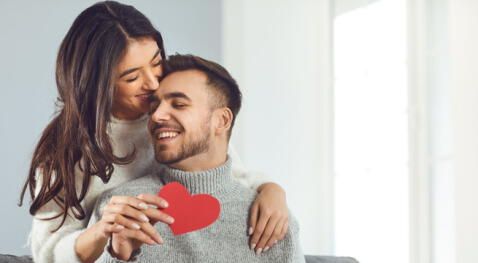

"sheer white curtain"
[408, 0, 457, 262]
[449, 1, 478, 263]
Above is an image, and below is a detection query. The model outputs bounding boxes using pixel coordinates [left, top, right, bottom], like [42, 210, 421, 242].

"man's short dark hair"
[163, 54, 242, 138]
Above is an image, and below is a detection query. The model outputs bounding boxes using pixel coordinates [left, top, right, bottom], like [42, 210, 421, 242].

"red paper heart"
[158, 182, 220, 235]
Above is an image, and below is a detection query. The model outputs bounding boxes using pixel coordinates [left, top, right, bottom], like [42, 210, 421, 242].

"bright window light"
[334, 1, 409, 263]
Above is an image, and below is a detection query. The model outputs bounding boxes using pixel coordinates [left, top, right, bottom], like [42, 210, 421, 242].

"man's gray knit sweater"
[90, 158, 305, 263]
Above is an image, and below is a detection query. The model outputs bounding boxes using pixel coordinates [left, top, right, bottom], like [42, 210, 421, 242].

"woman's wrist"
[257, 182, 285, 197]
[75, 223, 109, 263]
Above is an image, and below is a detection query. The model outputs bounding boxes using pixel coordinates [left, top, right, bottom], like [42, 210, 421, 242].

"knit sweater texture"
[29, 115, 269, 263]
[91, 158, 305, 263]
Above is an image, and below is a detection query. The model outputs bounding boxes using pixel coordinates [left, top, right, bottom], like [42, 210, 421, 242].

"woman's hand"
[75, 195, 171, 263]
[248, 182, 289, 255]
[98, 195, 168, 244]
[109, 193, 177, 261]
[109, 219, 160, 261]
[136, 193, 175, 226]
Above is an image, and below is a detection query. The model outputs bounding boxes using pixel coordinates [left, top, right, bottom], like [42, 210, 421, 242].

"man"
[90, 54, 305, 262]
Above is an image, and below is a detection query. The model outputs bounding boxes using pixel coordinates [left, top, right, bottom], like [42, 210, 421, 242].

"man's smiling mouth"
[157, 131, 180, 140]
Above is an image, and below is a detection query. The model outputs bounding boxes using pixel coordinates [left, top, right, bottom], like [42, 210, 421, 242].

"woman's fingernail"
[140, 215, 149, 222]
[248, 227, 253, 235]
[167, 217, 175, 224]
[115, 225, 124, 230]
[256, 248, 263, 255]
[132, 223, 141, 230]
[157, 236, 164, 244]
[264, 246, 270, 252]
[250, 243, 256, 250]
[162, 200, 169, 207]
[148, 204, 158, 209]
[139, 202, 148, 209]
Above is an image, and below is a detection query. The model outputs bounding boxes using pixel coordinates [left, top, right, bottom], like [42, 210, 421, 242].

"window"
[334, 1, 409, 262]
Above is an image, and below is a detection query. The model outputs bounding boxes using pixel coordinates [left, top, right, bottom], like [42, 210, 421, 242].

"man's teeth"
[158, 132, 179, 139]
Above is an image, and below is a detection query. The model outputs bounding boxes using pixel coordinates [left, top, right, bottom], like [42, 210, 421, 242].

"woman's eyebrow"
[119, 67, 140, 78]
[119, 49, 161, 78]
[150, 49, 160, 62]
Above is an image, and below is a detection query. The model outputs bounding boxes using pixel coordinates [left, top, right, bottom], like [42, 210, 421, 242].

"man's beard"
[154, 123, 211, 165]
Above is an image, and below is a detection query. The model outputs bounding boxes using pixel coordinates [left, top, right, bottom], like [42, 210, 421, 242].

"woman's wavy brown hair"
[19, 1, 166, 231]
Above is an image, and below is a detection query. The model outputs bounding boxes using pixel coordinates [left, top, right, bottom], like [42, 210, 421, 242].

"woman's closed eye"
[126, 76, 138, 83]
[126, 62, 161, 83]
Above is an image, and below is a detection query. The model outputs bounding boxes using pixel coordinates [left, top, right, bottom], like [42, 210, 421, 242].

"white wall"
[223, 0, 334, 255]
[449, 1, 478, 263]
[0, 0, 222, 255]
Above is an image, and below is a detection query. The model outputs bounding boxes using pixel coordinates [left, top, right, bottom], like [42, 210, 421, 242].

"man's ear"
[213, 107, 233, 136]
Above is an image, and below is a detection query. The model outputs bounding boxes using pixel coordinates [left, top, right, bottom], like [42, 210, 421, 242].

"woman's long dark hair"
[19, 1, 166, 231]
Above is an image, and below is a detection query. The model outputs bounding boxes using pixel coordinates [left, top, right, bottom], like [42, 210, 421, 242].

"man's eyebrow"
[164, 92, 191, 101]
[119, 48, 161, 78]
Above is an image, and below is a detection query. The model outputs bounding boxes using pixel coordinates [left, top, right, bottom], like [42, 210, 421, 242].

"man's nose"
[151, 104, 171, 122]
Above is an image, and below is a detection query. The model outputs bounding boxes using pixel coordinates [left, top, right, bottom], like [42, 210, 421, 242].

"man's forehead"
[155, 70, 208, 99]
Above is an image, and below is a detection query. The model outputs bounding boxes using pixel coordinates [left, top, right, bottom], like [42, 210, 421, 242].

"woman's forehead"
[117, 37, 160, 72]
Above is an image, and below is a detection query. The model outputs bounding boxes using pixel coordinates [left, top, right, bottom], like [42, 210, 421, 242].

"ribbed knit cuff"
[101, 239, 142, 263]
[52, 229, 83, 263]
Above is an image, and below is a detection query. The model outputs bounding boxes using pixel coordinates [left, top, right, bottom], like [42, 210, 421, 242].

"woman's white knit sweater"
[30, 115, 268, 263]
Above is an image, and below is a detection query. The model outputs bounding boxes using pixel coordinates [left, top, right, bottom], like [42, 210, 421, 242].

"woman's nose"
[143, 69, 160, 91]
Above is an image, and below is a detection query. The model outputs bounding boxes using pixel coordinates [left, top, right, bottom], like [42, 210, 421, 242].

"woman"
[20, 1, 288, 262]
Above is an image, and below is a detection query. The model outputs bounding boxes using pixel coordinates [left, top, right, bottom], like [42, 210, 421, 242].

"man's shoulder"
[222, 180, 257, 203]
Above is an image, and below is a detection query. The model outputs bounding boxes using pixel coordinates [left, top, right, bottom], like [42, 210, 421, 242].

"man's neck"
[168, 145, 228, 172]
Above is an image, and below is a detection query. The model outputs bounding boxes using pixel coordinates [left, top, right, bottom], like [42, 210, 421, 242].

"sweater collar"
[108, 114, 149, 136]
[156, 156, 233, 195]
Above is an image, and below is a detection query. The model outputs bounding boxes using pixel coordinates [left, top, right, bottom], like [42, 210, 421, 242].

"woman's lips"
[136, 94, 152, 102]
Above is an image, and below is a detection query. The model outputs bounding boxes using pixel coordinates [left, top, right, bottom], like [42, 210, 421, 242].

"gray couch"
[0, 254, 360, 263]
[305, 255, 359, 263]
